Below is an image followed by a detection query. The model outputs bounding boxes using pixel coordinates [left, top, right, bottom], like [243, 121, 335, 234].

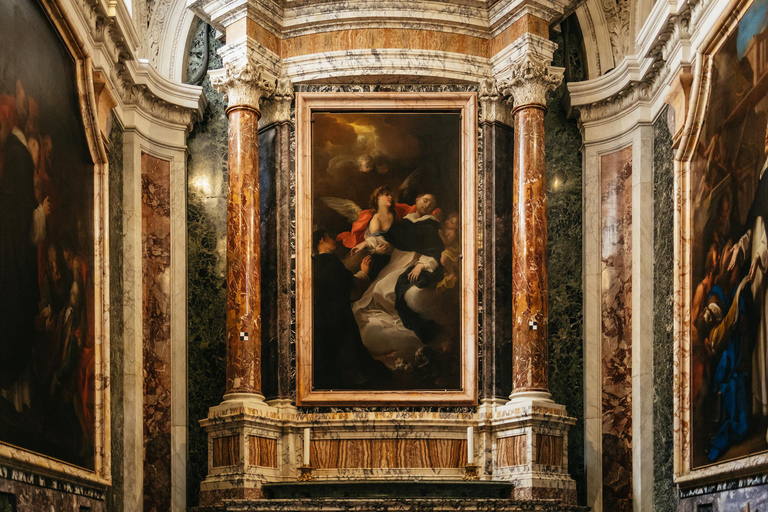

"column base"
[492, 396, 577, 505]
[199, 394, 287, 505]
[199, 477, 265, 507]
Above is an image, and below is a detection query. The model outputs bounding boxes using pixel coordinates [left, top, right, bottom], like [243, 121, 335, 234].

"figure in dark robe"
[0, 97, 40, 391]
[312, 230, 391, 390]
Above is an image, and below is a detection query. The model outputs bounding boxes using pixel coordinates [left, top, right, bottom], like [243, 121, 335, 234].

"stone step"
[264, 481, 515, 499]
[196, 497, 588, 512]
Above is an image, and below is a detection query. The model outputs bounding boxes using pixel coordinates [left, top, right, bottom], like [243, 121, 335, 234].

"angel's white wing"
[320, 197, 362, 223]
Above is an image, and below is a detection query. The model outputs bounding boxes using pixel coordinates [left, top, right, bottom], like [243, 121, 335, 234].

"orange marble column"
[225, 105, 262, 396]
[212, 62, 276, 399]
[500, 58, 562, 400]
[511, 104, 549, 394]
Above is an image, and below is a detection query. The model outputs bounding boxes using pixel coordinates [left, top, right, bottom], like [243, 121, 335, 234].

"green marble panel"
[186, 20, 227, 508]
[653, 107, 676, 512]
[546, 28, 585, 505]
[107, 115, 124, 512]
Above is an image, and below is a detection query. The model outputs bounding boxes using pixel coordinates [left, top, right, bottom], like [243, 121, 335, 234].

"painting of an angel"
[309, 111, 463, 391]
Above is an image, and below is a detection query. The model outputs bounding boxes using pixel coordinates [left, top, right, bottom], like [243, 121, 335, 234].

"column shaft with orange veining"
[226, 107, 262, 395]
[511, 105, 549, 393]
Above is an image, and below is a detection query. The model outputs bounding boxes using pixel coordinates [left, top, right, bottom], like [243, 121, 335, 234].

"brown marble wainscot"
[141, 153, 173, 512]
[599, 146, 633, 512]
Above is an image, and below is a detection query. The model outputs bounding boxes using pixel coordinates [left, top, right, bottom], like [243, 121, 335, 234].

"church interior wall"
[3, 0, 768, 509]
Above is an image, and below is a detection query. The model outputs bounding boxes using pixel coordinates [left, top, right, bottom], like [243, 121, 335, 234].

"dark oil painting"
[690, 0, 768, 468]
[0, 0, 96, 469]
[311, 111, 462, 391]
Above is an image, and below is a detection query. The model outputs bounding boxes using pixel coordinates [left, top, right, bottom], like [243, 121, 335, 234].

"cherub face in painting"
[415, 194, 436, 216]
[440, 214, 459, 245]
[358, 155, 373, 174]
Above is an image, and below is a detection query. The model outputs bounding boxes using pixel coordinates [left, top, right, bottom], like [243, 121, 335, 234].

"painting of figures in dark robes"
[0, 0, 95, 469]
[689, 0, 768, 469]
[309, 111, 463, 392]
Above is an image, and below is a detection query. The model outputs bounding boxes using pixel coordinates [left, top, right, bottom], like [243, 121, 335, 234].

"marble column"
[199, 62, 279, 506]
[490, 54, 577, 504]
[502, 58, 562, 401]
[212, 63, 276, 400]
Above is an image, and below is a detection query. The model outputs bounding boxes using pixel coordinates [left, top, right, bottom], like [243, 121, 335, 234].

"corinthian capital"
[211, 62, 277, 112]
[498, 58, 563, 110]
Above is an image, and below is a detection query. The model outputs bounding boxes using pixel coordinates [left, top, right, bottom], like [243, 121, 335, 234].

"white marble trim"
[283, 50, 492, 84]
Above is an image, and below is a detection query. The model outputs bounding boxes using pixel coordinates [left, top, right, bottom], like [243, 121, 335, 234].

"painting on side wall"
[683, 0, 768, 476]
[295, 93, 477, 405]
[0, 0, 101, 473]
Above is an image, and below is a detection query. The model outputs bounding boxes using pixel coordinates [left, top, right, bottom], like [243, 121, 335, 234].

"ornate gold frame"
[295, 92, 478, 405]
[675, 0, 768, 484]
[0, 0, 111, 487]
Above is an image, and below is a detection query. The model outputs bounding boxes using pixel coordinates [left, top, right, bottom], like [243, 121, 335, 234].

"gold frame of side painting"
[295, 93, 478, 405]
[0, 0, 110, 487]
[675, 0, 768, 484]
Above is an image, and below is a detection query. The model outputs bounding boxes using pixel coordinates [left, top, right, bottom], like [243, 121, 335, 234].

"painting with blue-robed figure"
[689, 0, 768, 469]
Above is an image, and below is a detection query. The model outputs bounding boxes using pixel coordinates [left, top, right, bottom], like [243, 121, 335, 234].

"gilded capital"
[498, 58, 563, 110]
[211, 62, 276, 112]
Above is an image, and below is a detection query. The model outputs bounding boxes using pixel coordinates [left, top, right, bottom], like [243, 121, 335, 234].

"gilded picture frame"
[0, 0, 110, 486]
[676, 0, 768, 483]
[295, 93, 478, 405]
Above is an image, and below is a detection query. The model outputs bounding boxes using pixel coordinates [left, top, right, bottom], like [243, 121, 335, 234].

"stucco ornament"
[498, 58, 563, 110]
[211, 62, 276, 111]
[271, 75, 295, 122]
[478, 78, 504, 123]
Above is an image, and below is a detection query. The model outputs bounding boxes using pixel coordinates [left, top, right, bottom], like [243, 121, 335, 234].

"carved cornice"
[76, 0, 203, 131]
[498, 57, 563, 109]
[568, 0, 715, 128]
[211, 61, 277, 111]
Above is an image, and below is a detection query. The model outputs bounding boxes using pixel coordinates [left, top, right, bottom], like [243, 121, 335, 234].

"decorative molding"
[74, 0, 204, 131]
[498, 57, 564, 109]
[603, 0, 633, 64]
[210, 61, 276, 109]
[567, 0, 722, 131]
[478, 78, 504, 123]
[491, 32, 559, 81]
[281, 49, 492, 84]
[272, 75, 294, 122]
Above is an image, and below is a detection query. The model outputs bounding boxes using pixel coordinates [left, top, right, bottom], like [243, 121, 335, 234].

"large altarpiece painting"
[678, 0, 768, 481]
[0, 0, 109, 484]
[296, 93, 477, 405]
